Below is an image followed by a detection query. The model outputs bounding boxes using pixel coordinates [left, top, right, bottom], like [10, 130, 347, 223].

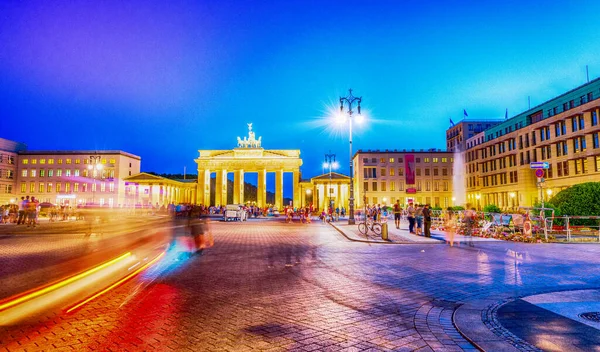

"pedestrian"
[464, 206, 475, 247]
[423, 204, 432, 237]
[407, 201, 416, 234]
[415, 204, 424, 236]
[444, 207, 456, 246]
[189, 216, 213, 254]
[393, 200, 402, 229]
[17, 196, 26, 225]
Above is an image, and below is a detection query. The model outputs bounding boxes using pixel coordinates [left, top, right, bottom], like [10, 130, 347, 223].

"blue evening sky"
[2, 1, 600, 188]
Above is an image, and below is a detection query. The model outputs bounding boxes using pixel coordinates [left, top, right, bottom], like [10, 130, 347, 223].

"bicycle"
[358, 217, 382, 236]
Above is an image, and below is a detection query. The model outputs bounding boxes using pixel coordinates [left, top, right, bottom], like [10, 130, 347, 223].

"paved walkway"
[1, 219, 600, 351]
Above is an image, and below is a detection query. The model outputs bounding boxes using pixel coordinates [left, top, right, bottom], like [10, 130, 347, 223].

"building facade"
[447, 120, 502, 152]
[0, 138, 27, 204]
[353, 149, 455, 209]
[461, 78, 600, 209]
[123, 173, 197, 207]
[16, 150, 141, 207]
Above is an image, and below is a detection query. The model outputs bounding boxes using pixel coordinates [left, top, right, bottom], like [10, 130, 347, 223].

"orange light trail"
[66, 251, 166, 313]
[0, 252, 132, 312]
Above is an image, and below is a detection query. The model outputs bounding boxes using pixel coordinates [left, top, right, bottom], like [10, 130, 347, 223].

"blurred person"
[464, 205, 475, 247]
[189, 216, 213, 254]
[415, 204, 424, 235]
[407, 201, 416, 234]
[444, 208, 457, 247]
[393, 200, 402, 229]
[17, 196, 27, 225]
[423, 204, 432, 237]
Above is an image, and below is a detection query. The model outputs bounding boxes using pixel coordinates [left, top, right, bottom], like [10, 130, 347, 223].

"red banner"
[405, 154, 415, 185]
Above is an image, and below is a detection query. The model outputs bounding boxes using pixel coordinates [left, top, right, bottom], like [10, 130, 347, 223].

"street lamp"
[323, 152, 338, 213]
[339, 89, 362, 225]
[88, 155, 103, 205]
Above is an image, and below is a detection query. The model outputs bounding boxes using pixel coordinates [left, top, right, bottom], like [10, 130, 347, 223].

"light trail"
[66, 251, 166, 313]
[0, 252, 132, 312]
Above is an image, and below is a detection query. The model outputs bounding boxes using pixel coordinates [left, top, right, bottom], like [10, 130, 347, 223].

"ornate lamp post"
[88, 155, 103, 205]
[323, 152, 338, 212]
[339, 89, 362, 225]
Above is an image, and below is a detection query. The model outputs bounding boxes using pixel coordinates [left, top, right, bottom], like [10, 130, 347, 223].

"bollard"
[381, 222, 389, 240]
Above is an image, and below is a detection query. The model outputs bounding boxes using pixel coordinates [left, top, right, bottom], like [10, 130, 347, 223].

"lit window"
[109, 183, 115, 192]
[66, 170, 71, 177]
[424, 158, 430, 163]
[48, 159, 54, 164]
[22, 169, 27, 177]
[56, 183, 62, 192]
[21, 183, 26, 193]
[74, 183, 79, 192]
[58, 159, 63, 164]
[57, 169, 62, 177]
[39, 183, 44, 193]
[48, 169, 54, 177]
[65, 183, 70, 193]
[109, 158, 116, 164]
[101, 183, 106, 192]
[30, 182, 35, 192]
[40, 169, 45, 177]
[433, 158, 439, 163]
[75, 159, 80, 164]
[102, 158, 107, 164]
[31, 170, 36, 177]
[74, 169, 80, 177]
[66, 159, 72, 164]
[31, 159, 37, 164]
[47, 183, 52, 192]
[22, 159, 28, 165]
[40, 159, 46, 164]
[442, 158, 447, 162]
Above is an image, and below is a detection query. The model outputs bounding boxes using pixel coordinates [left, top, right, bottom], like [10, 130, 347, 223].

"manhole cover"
[579, 312, 600, 322]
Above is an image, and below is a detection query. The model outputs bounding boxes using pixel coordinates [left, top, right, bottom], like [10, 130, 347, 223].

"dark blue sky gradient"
[2, 0, 600, 181]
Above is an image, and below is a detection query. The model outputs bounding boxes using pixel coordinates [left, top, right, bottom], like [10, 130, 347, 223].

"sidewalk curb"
[328, 222, 444, 244]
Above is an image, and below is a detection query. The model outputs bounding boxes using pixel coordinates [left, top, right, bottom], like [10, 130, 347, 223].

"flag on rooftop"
[463, 109, 468, 117]
[449, 118, 455, 126]
[505, 108, 508, 119]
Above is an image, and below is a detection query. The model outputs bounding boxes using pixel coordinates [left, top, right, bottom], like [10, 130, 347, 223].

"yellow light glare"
[0, 252, 132, 312]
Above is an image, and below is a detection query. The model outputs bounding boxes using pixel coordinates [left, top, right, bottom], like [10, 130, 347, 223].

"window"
[380, 168, 387, 176]
[416, 158, 421, 163]
[434, 181, 439, 191]
[398, 168, 403, 176]
[48, 169, 54, 177]
[424, 158, 430, 163]
[66, 169, 72, 177]
[39, 169, 45, 177]
[425, 181, 430, 191]
[74, 183, 79, 192]
[82, 183, 87, 192]
[398, 157, 403, 163]
[579, 115, 585, 130]
[65, 183, 71, 193]
[380, 158, 386, 163]
[31, 159, 37, 164]
[363, 158, 368, 163]
[56, 183, 62, 192]
[425, 169, 430, 176]
[371, 158, 376, 163]
[433, 168, 439, 176]
[21, 183, 26, 193]
[572, 117, 578, 132]
[364, 168, 377, 178]
[442, 168, 448, 176]
[372, 182, 377, 192]
[433, 158, 438, 163]
[74, 169, 80, 177]
[47, 183, 52, 193]
[30, 182, 35, 192]
[390, 168, 395, 176]
[31, 170, 36, 177]
[75, 159, 80, 164]
[416, 181, 421, 191]
[442, 158, 447, 162]
[38, 183, 44, 193]
[66, 159, 72, 164]
[416, 168, 421, 176]
[40, 159, 46, 164]
[381, 182, 386, 192]
[22, 159, 28, 165]
[364, 182, 369, 192]
[592, 111, 598, 126]
[398, 182, 404, 191]
[109, 158, 116, 164]
[22, 169, 27, 177]
[594, 133, 599, 149]
[48, 159, 54, 164]
[596, 156, 600, 172]
[390, 181, 395, 191]
[102, 158, 107, 164]
[57, 169, 62, 177]
[58, 159, 63, 164]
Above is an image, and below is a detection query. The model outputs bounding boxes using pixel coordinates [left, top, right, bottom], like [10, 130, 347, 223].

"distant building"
[353, 149, 455, 209]
[0, 138, 27, 204]
[15, 150, 141, 207]
[459, 77, 600, 209]
[447, 119, 502, 152]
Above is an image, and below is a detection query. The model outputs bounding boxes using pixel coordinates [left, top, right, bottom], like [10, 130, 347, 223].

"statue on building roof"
[236, 123, 262, 148]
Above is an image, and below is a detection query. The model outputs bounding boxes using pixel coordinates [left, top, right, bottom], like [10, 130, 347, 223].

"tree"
[547, 182, 600, 226]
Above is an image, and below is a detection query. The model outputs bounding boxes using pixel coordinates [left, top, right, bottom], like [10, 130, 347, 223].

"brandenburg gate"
[195, 124, 302, 209]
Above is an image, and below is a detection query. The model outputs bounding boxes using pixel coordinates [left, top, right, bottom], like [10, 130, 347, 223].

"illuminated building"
[16, 150, 141, 207]
[0, 138, 26, 205]
[353, 149, 455, 208]
[461, 78, 600, 209]
[447, 119, 502, 152]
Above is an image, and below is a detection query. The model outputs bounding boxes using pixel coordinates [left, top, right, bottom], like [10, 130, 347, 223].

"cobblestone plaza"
[1, 219, 599, 351]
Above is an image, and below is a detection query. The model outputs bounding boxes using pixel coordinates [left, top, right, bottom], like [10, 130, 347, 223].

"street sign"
[530, 162, 549, 169]
[535, 169, 545, 178]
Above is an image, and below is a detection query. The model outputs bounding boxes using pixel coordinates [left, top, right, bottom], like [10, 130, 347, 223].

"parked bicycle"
[358, 217, 382, 236]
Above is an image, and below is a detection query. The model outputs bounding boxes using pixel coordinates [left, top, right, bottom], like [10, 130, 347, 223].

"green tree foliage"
[547, 182, 600, 226]
[483, 204, 501, 213]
